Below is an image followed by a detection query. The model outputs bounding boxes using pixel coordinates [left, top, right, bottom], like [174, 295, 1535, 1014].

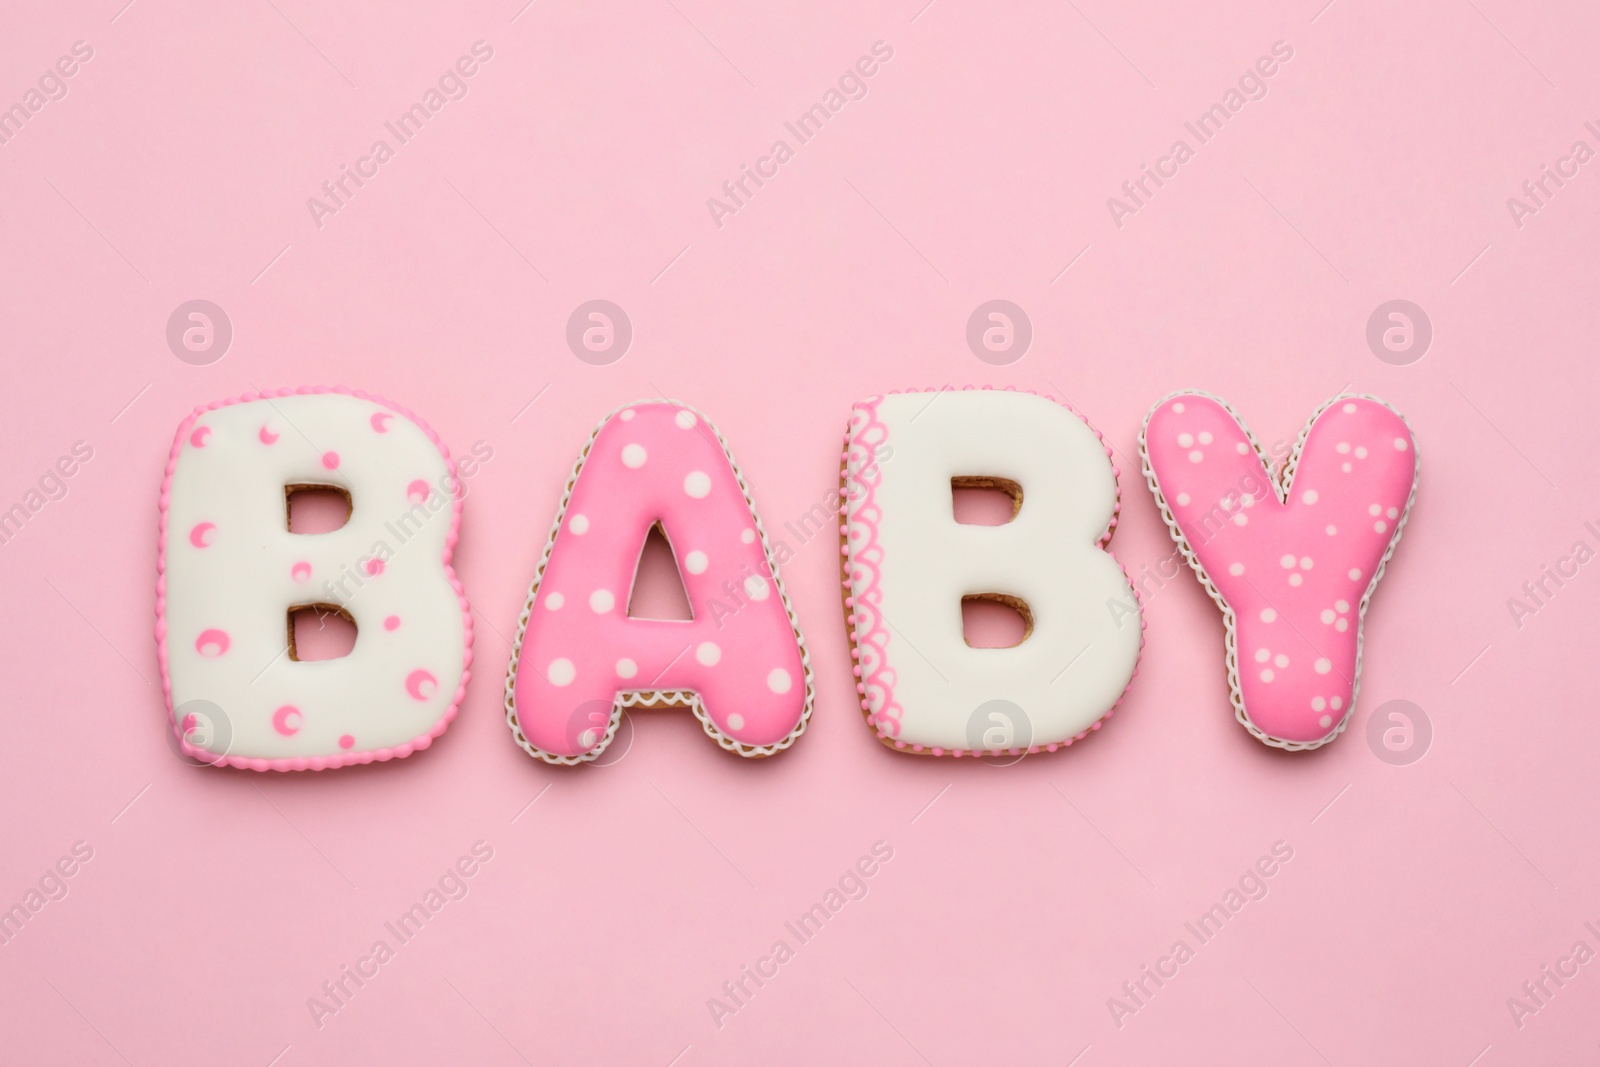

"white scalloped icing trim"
[1138, 388, 1420, 752]
[503, 398, 815, 765]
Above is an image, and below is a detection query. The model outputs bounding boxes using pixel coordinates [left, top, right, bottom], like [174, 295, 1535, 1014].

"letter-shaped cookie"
[157, 388, 472, 770]
[1140, 392, 1418, 749]
[841, 388, 1143, 756]
[506, 400, 811, 763]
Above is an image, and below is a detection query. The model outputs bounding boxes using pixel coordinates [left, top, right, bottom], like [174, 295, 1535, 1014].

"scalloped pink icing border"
[155, 385, 475, 772]
[841, 384, 1146, 758]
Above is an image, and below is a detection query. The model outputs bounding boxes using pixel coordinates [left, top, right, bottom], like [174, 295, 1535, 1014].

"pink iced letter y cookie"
[1141, 393, 1418, 749]
[506, 400, 811, 763]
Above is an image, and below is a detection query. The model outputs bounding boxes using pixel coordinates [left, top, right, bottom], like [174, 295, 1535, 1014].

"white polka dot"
[1342, 402, 1357, 414]
[590, 589, 614, 613]
[1261, 608, 1277, 623]
[1331, 696, 1343, 710]
[1176, 492, 1191, 506]
[1302, 490, 1318, 505]
[1326, 525, 1338, 535]
[1336, 442, 1351, 454]
[619, 409, 635, 421]
[1314, 658, 1331, 674]
[1280, 554, 1296, 569]
[1341, 462, 1352, 473]
[767, 668, 792, 693]
[684, 550, 708, 574]
[696, 642, 721, 666]
[1349, 568, 1362, 581]
[1368, 503, 1382, 516]
[544, 591, 564, 610]
[1335, 600, 1349, 612]
[1255, 648, 1271, 663]
[1172, 402, 1186, 413]
[1236, 441, 1249, 454]
[726, 713, 745, 731]
[1229, 562, 1245, 576]
[1321, 609, 1336, 624]
[1289, 573, 1303, 586]
[741, 528, 756, 544]
[1299, 557, 1313, 569]
[1198, 431, 1214, 445]
[1319, 714, 1333, 729]
[1233, 513, 1248, 526]
[616, 658, 637, 678]
[1274, 653, 1289, 668]
[1189, 450, 1203, 463]
[1394, 437, 1409, 451]
[744, 576, 770, 600]
[548, 658, 575, 686]
[1311, 696, 1326, 712]
[1354, 446, 1368, 459]
[684, 471, 712, 498]
[1335, 618, 1349, 632]
[570, 514, 590, 535]
[1386, 507, 1399, 519]
[621, 443, 647, 468]
[675, 409, 697, 429]
[1260, 669, 1275, 682]
[1177, 432, 1194, 447]
[1374, 520, 1387, 533]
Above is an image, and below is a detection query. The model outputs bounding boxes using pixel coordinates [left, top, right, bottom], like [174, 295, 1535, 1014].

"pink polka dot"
[291, 561, 311, 581]
[195, 629, 229, 657]
[384, 615, 401, 631]
[407, 479, 431, 503]
[272, 705, 301, 736]
[405, 669, 437, 700]
[338, 734, 355, 749]
[364, 558, 385, 576]
[321, 451, 340, 470]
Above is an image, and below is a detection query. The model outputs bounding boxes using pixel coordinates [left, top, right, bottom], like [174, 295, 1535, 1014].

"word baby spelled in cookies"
[156, 386, 1417, 770]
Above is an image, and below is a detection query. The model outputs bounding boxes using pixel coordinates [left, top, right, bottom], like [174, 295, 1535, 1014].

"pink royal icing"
[506, 400, 812, 763]
[1141, 392, 1418, 748]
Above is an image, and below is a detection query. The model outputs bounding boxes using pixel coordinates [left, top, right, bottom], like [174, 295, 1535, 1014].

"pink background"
[3, 0, 1598, 1063]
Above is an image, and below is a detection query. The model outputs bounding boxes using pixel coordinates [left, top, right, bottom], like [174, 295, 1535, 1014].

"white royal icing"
[843, 389, 1142, 755]
[159, 391, 470, 769]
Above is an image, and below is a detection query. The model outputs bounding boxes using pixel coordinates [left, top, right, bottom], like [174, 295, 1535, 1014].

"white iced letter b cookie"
[841, 388, 1142, 756]
[157, 388, 472, 770]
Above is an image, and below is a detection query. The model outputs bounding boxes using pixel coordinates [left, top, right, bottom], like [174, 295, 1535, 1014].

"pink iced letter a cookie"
[1141, 392, 1418, 749]
[157, 388, 473, 770]
[506, 400, 811, 763]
